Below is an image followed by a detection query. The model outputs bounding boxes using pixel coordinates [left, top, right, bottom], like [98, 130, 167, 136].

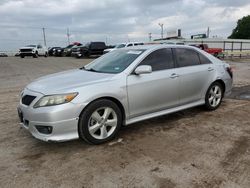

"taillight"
[226, 67, 233, 78]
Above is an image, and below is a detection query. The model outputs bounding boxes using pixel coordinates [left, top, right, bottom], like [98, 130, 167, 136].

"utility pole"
[105, 36, 108, 45]
[148, 33, 152, 42]
[207, 27, 210, 38]
[158, 23, 164, 39]
[67, 28, 70, 45]
[42, 27, 47, 47]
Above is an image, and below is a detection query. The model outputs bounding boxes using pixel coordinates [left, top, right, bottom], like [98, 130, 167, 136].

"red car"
[190, 44, 222, 57]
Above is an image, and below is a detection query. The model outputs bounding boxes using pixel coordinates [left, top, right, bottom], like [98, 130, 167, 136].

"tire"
[204, 82, 223, 111]
[44, 52, 48, 57]
[33, 52, 38, 58]
[20, 55, 24, 58]
[85, 52, 90, 58]
[78, 99, 122, 144]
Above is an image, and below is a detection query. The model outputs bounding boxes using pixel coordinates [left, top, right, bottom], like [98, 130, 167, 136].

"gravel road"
[0, 56, 249, 188]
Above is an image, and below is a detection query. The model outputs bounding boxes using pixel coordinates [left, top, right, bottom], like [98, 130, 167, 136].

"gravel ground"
[0, 56, 249, 188]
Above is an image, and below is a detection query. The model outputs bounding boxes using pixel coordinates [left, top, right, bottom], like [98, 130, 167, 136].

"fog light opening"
[35, 125, 53, 134]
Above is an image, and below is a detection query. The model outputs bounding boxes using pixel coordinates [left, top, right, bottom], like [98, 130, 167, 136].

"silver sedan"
[17, 45, 233, 144]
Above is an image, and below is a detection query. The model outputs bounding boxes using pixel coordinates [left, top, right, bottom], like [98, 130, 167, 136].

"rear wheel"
[78, 99, 122, 144]
[44, 52, 48, 57]
[205, 82, 223, 110]
[20, 55, 24, 58]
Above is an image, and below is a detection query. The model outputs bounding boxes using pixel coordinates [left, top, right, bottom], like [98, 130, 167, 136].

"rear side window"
[175, 48, 200, 67]
[198, 53, 212, 64]
[140, 48, 174, 71]
[127, 44, 133, 47]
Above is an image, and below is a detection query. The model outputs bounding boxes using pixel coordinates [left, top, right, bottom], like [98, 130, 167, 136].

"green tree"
[228, 15, 250, 39]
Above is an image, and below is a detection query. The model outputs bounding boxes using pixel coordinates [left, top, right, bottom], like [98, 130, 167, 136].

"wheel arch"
[212, 79, 226, 97]
[78, 96, 126, 125]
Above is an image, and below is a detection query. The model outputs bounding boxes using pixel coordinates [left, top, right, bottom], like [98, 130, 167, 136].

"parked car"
[54, 47, 64, 57]
[71, 44, 83, 57]
[161, 41, 185, 45]
[190, 44, 222, 57]
[48, 47, 61, 56]
[0, 52, 8, 57]
[75, 42, 106, 58]
[17, 45, 233, 144]
[63, 43, 82, 56]
[19, 44, 48, 58]
[104, 42, 144, 54]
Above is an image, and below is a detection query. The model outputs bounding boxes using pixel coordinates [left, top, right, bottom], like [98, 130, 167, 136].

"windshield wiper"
[80, 67, 100, 73]
[87, 68, 100, 72]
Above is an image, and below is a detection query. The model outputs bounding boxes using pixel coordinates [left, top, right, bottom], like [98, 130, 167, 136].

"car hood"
[20, 47, 35, 50]
[26, 69, 115, 94]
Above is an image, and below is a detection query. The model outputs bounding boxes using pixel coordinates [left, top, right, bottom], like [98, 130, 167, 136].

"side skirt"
[125, 100, 205, 125]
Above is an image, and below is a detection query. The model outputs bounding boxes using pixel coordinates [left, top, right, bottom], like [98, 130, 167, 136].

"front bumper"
[17, 88, 86, 142]
[20, 52, 35, 56]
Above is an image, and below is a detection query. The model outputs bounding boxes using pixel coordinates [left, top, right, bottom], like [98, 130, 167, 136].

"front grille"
[20, 49, 32, 52]
[22, 95, 36, 106]
[72, 48, 78, 52]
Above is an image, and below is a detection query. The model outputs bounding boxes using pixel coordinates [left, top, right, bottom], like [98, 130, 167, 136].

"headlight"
[34, 93, 78, 108]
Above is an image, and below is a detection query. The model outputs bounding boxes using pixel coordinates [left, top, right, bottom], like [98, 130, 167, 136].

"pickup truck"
[75, 42, 106, 58]
[190, 44, 222, 57]
[19, 44, 48, 58]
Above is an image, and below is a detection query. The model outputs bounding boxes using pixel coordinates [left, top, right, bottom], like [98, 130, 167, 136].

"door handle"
[208, 67, 214, 71]
[170, 73, 179, 79]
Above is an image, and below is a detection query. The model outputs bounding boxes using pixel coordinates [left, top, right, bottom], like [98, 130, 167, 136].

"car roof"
[124, 44, 197, 51]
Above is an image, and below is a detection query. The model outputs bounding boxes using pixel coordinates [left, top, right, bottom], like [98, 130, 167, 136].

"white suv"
[19, 44, 48, 58]
[104, 42, 144, 54]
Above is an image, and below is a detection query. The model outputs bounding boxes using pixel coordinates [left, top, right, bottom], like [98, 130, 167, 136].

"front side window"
[175, 48, 200, 67]
[139, 48, 174, 71]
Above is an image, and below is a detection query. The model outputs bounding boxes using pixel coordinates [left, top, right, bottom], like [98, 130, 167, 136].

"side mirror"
[134, 65, 152, 75]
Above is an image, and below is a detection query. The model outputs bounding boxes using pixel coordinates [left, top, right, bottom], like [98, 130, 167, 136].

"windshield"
[26, 45, 36, 47]
[115, 44, 126, 48]
[84, 49, 145, 74]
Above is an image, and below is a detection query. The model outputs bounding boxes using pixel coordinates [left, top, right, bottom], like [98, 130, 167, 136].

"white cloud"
[0, 0, 249, 51]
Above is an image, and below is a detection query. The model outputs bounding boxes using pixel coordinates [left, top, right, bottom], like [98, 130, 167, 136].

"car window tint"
[199, 53, 212, 64]
[175, 48, 200, 67]
[140, 48, 174, 71]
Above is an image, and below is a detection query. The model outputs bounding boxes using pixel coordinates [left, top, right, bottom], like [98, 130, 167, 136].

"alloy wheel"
[88, 107, 118, 140]
[208, 85, 222, 107]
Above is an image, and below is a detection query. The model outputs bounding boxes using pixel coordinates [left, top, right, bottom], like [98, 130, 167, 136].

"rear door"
[174, 48, 215, 105]
[127, 48, 180, 118]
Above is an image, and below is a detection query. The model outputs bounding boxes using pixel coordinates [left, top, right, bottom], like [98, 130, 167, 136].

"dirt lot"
[0, 56, 249, 188]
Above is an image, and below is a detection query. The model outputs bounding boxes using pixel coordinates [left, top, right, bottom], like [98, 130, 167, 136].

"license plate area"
[17, 108, 24, 123]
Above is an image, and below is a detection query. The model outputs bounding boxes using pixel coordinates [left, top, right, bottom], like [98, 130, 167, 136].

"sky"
[0, 0, 250, 51]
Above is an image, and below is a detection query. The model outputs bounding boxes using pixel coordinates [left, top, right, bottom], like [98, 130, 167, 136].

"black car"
[54, 47, 64, 57]
[0, 52, 8, 57]
[48, 47, 61, 56]
[63, 43, 82, 57]
[75, 42, 106, 58]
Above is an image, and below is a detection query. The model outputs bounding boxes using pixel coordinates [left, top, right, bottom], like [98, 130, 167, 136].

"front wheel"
[33, 52, 38, 58]
[78, 99, 122, 144]
[204, 82, 223, 110]
[44, 52, 48, 57]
